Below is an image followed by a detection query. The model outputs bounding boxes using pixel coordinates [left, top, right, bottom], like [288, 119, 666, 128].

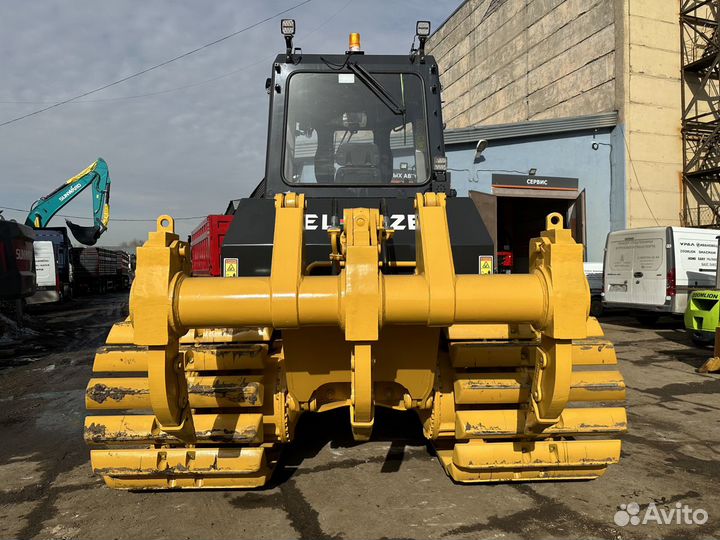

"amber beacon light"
[349, 32, 361, 52]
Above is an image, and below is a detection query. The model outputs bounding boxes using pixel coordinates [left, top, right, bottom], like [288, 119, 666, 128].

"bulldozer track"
[85, 319, 626, 488]
[85, 325, 289, 489]
[427, 322, 627, 483]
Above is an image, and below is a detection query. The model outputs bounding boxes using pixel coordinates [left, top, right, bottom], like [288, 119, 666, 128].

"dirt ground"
[1, 293, 719, 540]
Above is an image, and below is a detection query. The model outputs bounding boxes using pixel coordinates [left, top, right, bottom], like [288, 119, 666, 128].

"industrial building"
[427, 0, 691, 266]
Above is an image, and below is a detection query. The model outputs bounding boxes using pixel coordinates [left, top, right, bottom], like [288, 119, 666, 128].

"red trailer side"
[190, 215, 233, 276]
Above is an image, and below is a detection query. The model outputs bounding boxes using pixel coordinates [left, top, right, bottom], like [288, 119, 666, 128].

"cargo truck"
[71, 247, 130, 294]
[190, 215, 233, 276]
[0, 220, 36, 300]
[26, 227, 73, 304]
[115, 250, 132, 290]
[0, 219, 35, 323]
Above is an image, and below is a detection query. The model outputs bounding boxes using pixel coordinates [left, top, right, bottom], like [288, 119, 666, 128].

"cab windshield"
[283, 72, 429, 185]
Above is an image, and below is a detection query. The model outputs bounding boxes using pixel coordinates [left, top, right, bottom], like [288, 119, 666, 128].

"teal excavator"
[25, 158, 111, 246]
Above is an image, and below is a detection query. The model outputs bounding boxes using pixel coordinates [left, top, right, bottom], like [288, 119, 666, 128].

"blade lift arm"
[25, 158, 111, 246]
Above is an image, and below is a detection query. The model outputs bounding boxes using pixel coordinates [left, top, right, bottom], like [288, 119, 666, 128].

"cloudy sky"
[0, 0, 459, 245]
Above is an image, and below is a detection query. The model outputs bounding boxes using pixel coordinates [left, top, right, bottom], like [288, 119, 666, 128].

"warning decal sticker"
[479, 255, 493, 275]
[224, 258, 239, 277]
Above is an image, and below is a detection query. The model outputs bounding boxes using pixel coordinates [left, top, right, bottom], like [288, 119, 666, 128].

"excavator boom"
[25, 158, 110, 246]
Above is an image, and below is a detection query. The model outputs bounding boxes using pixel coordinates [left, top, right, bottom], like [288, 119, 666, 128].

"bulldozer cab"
[225, 30, 494, 277]
[260, 42, 449, 199]
[284, 71, 427, 184]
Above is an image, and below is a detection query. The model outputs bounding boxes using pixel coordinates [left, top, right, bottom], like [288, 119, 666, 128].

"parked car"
[584, 262, 604, 317]
[603, 227, 719, 323]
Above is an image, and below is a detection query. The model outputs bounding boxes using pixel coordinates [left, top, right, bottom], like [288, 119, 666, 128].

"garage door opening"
[470, 189, 585, 273]
[498, 196, 583, 272]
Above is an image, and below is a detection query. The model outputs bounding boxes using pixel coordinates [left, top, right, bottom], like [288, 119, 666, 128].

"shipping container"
[190, 215, 233, 276]
[0, 220, 36, 300]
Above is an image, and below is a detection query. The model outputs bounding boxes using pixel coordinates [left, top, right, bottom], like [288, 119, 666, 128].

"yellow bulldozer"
[83, 21, 627, 489]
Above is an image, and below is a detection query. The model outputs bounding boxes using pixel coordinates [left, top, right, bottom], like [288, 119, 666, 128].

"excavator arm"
[25, 158, 110, 246]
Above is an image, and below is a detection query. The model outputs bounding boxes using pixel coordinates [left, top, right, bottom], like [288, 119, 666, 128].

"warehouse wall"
[430, 0, 684, 229]
[428, 0, 617, 128]
[619, 0, 682, 227]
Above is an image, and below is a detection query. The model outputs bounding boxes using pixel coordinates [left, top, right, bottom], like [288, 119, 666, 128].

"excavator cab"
[84, 22, 626, 490]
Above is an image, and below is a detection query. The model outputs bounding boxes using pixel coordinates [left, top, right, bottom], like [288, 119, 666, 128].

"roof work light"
[281, 19, 295, 36]
[416, 21, 431, 37]
[415, 21, 431, 58]
[281, 19, 295, 59]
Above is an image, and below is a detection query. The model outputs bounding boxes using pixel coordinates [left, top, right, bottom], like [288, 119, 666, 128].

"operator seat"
[334, 143, 381, 184]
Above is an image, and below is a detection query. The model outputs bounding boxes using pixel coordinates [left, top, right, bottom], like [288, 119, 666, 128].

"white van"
[26, 240, 61, 304]
[603, 227, 719, 320]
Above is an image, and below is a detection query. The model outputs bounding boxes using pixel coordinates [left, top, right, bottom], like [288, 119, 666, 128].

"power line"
[0, 58, 270, 104]
[0, 0, 350, 106]
[0, 206, 205, 222]
[0, 0, 313, 127]
[0, 61, 264, 104]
